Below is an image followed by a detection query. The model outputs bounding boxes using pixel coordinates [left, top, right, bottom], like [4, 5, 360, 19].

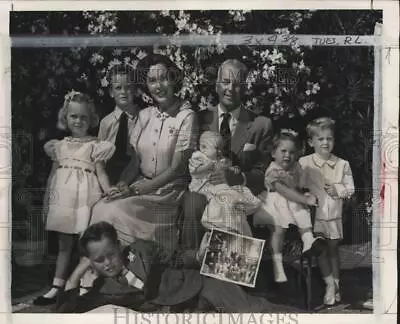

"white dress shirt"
[98, 106, 136, 144]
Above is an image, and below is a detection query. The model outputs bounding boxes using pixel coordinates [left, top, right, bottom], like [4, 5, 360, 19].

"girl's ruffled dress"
[43, 137, 115, 234]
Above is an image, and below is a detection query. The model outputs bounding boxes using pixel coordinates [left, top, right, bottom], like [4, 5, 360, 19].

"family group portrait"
[10, 9, 380, 314]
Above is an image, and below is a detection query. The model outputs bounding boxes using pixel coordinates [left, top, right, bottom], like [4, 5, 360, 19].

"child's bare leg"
[270, 225, 287, 282]
[44, 233, 75, 298]
[328, 239, 341, 301]
[318, 240, 335, 305]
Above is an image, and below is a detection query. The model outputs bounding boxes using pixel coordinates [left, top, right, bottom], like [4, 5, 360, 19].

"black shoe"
[33, 285, 63, 306]
[33, 295, 57, 306]
[303, 237, 327, 257]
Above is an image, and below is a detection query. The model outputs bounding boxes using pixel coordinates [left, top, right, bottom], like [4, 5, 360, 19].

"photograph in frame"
[0, 1, 398, 324]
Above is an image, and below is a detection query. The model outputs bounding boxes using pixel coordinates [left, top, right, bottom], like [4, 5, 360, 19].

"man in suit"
[181, 59, 274, 249]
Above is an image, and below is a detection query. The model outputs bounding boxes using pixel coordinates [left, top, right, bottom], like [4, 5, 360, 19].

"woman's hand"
[103, 186, 119, 198]
[105, 186, 131, 201]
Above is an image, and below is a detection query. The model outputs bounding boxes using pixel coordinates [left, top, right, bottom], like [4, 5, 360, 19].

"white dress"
[255, 161, 312, 229]
[43, 137, 115, 234]
[189, 151, 261, 236]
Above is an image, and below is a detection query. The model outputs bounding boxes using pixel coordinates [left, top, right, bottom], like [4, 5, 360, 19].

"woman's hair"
[306, 117, 336, 139]
[272, 129, 301, 152]
[200, 131, 224, 151]
[138, 54, 183, 93]
[79, 221, 118, 257]
[57, 90, 99, 131]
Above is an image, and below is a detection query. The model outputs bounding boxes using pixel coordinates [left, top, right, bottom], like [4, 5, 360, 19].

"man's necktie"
[115, 112, 128, 157]
[220, 112, 231, 157]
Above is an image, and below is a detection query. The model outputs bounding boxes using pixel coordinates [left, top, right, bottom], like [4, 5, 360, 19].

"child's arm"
[328, 161, 355, 199]
[274, 182, 318, 206]
[96, 162, 111, 193]
[65, 257, 91, 291]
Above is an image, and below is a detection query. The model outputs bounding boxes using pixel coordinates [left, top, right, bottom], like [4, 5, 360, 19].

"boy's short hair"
[106, 64, 136, 85]
[306, 117, 336, 139]
[79, 221, 118, 257]
[57, 91, 99, 131]
[200, 131, 224, 150]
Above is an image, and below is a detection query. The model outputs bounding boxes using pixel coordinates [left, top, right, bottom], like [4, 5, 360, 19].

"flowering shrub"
[11, 10, 381, 244]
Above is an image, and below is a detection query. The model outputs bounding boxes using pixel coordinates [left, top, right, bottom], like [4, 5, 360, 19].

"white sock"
[272, 253, 287, 282]
[301, 231, 315, 252]
[43, 278, 65, 298]
[324, 275, 334, 287]
[334, 278, 340, 287]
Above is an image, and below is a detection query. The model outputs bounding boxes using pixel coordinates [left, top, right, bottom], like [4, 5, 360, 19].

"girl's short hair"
[306, 117, 336, 139]
[57, 90, 99, 131]
[79, 221, 118, 257]
[138, 54, 183, 93]
[272, 129, 301, 152]
[200, 131, 224, 150]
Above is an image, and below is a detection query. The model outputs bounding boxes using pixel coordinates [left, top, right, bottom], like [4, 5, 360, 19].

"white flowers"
[305, 82, 321, 96]
[90, 53, 104, 65]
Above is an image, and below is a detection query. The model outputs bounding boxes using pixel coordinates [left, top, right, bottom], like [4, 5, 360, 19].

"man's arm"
[242, 117, 273, 195]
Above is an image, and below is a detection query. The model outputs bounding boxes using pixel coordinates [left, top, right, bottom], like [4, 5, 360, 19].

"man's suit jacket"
[198, 106, 273, 195]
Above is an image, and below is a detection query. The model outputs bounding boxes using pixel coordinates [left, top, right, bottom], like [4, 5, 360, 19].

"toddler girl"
[299, 117, 354, 305]
[189, 131, 261, 236]
[34, 90, 115, 305]
[254, 129, 326, 283]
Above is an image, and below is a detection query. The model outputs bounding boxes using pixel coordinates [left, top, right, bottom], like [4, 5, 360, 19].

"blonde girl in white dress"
[34, 91, 115, 305]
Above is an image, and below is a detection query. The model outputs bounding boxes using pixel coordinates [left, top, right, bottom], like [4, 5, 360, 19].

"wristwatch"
[129, 185, 140, 196]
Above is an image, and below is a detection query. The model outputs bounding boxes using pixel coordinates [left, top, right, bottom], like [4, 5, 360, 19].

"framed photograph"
[200, 229, 265, 288]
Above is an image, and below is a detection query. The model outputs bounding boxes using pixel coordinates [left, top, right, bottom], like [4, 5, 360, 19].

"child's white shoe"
[323, 284, 336, 306]
[274, 271, 288, 283]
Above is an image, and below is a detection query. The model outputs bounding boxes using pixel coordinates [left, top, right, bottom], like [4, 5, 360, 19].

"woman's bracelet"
[129, 185, 140, 196]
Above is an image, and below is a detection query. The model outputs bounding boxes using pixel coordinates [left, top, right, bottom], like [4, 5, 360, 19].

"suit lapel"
[231, 108, 252, 154]
[127, 252, 147, 283]
[210, 105, 219, 132]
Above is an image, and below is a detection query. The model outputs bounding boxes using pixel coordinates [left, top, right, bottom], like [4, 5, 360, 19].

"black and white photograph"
[0, 3, 398, 321]
[200, 229, 264, 288]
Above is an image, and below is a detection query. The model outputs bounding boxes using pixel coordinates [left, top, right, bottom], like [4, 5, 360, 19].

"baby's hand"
[304, 192, 318, 206]
[189, 156, 203, 171]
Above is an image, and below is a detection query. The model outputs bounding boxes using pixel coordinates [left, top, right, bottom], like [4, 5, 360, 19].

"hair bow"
[64, 89, 81, 101]
[280, 128, 298, 137]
